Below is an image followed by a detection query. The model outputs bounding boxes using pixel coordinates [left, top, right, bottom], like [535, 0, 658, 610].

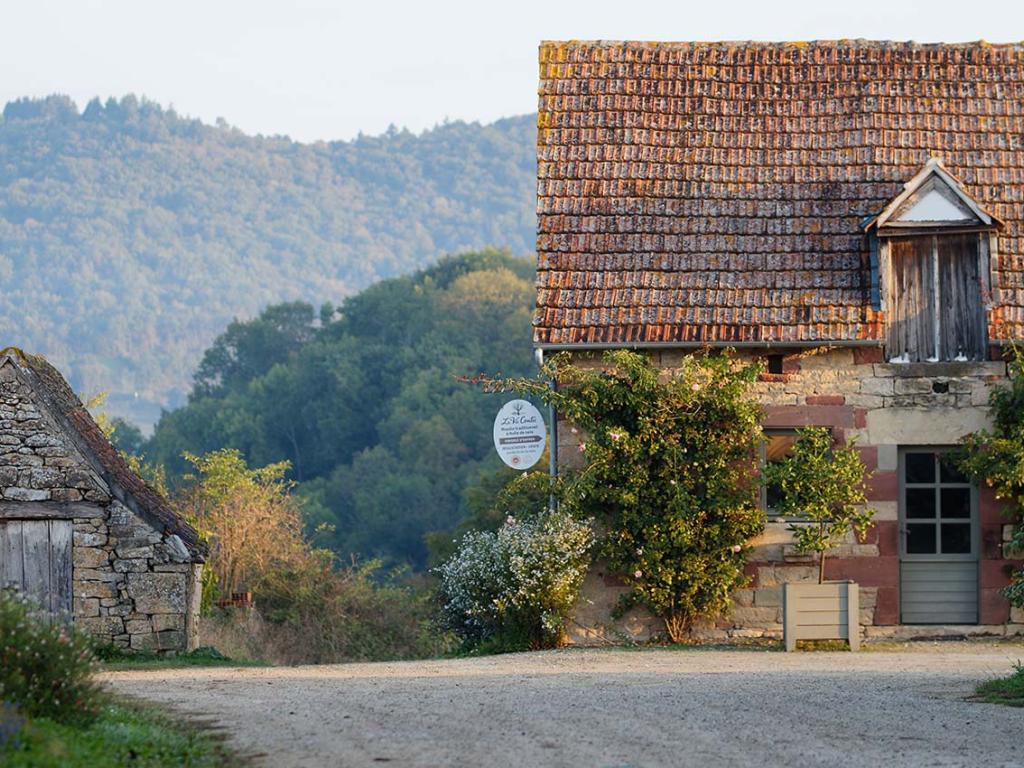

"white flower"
[634, 570, 643, 579]
[731, 544, 742, 553]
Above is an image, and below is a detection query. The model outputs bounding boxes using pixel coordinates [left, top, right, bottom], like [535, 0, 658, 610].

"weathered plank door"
[887, 236, 936, 362]
[899, 450, 979, 624]
[885, 234, 986, 362]
[937, 234, 987, 361]
[0, 519, 73, 616]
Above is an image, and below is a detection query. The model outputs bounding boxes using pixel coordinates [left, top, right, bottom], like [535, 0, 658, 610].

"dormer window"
[865, 159, 1001, 363]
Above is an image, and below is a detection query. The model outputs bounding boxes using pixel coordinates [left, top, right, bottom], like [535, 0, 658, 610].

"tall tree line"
[139, 250, 537, 567]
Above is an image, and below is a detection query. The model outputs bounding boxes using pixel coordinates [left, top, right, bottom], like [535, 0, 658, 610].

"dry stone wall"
[72, 500, 198, 651]
[0, 362, 109, 504]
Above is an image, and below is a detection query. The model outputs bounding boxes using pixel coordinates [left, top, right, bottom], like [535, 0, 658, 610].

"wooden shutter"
[886, 236, 936, 362]
[937, 234, 986, 361]
[0, 519, 73, 618]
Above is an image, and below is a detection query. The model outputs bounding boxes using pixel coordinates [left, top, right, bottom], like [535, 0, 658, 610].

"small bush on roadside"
[257, 559, 451, 664]
[178, 449, 452, 664]
[438, 508, 594, 650]
[0, 590, 102, 726]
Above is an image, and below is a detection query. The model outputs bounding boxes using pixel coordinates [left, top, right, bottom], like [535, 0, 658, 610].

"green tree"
[0, 97, 536, 429]
[193, 302, 317, 398]
[761, 427, 873, 583]
[146, 250, 537, 567]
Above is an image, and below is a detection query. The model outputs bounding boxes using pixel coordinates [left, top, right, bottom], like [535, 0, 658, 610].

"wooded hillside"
[140, 250, 538, 568]
[0, 96, 535, 426]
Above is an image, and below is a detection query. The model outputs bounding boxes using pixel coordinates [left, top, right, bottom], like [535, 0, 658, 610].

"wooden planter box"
[783, 581, 860, 652]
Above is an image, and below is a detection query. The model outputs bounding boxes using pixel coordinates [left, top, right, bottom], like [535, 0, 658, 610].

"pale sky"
[4, 0, 1023, 143]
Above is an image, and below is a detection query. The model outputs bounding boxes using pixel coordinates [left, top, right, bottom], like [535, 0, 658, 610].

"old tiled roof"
[535, 40, 1024, 346]
[2, 347, 206, 559]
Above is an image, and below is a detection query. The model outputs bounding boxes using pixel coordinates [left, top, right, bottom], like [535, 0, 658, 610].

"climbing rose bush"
[475, 350, 766, 643]
[955, 347, 1024, 607]
[438, 509, 594, 649]
[0, 589, 102, 725]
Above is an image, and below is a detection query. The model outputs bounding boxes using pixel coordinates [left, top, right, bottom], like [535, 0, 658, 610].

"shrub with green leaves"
[438, 509, 594, 649]
[761, 427, 873, 583]
[0, 590, 102, 725]
[956, 347, 1024, 607]
[476, 350, 766, 642]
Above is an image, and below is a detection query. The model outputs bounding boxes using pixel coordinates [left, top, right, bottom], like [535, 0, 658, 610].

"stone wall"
[0, 363, 109, 504]
[72, 500, 199, 651]
[1, 356, 200, 652]
[559, 347, 1024, 643]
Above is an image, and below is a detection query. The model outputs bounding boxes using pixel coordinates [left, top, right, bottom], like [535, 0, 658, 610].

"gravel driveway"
[103, 644, 1023, 768]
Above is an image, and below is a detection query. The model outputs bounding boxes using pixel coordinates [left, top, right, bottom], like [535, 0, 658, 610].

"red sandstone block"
[854, 347, 885, 365]
[856, 446, 879, 473]
[867, 471, 898, 501]
[763, 405, 856, 429]
[757, 373, 792, 383]
[874, 521, 899, 557]
[854, 408, 867, 428]
[981, 525, 1007, 559]
[980, 558, 1017, 589]
[980, 588, 1011, 625]
[979, 487, 1009, 525]
[874, 587, 899, 625]
[782, 356, 801, 373]
[827, 556, 898, 587]
[806, 395, 845, 406]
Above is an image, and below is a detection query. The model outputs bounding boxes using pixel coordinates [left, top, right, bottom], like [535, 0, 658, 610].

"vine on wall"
[479, 350, 766, 642]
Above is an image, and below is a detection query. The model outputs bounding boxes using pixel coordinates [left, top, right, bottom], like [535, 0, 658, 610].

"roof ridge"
[6, 349, 206, 559]
[0, 346, 29, 363]
[540, 39, 1024, 49]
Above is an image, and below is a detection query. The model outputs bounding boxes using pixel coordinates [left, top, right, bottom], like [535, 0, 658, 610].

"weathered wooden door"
[899, 450, 979, 624]
[885, 234, 986, 362]
[0, 519, 73, 616]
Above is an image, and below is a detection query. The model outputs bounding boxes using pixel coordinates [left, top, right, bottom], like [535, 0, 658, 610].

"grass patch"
[96, 646, 266, 671]
[975, 663, 1024, 707]
[1, 701, 235, 767]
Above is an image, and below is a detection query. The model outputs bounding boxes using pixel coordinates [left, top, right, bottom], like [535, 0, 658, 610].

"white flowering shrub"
[438, 510, 593, 648]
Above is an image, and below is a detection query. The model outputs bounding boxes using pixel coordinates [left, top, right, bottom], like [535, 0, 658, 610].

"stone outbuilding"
[0, 347, 206, 652]
[535, 40, 1024, 642]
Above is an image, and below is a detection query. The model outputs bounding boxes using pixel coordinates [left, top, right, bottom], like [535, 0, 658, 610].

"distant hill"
[0, 95, 536, 428]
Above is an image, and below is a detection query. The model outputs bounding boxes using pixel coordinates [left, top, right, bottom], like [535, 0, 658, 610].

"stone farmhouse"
[0, 348, 205, 651]
[535, 40, 1024, 641]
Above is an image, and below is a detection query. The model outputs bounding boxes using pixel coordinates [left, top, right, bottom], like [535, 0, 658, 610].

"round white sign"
[493, 399, 546, 470]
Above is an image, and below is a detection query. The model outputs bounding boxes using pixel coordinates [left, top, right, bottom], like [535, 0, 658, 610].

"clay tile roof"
[1, 347, 206, 560]
[535, 40, 1024, 347]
